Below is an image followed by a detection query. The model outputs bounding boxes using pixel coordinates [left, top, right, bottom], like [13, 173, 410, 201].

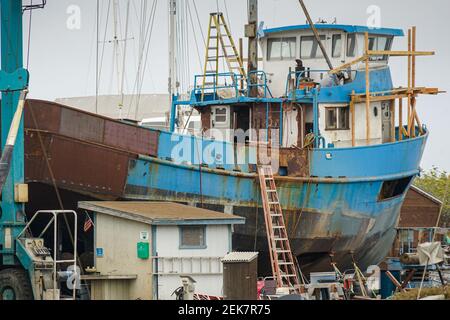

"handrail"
[17, 210, 78, 300]
[192, 70, 276, 101]
[194, 72, 243, 101]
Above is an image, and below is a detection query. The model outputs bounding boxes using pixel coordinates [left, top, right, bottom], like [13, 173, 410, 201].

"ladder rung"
[276, 250, 291, 253]
[281, 274, 297, 278]
[268, 202, 279, 205]
[272, 226, 284, 229]
[278, 262, 295, 266]
[274, 238, 288, 241]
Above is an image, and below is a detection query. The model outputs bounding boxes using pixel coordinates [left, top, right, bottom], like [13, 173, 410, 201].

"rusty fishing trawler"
[23, 0, 442, 274]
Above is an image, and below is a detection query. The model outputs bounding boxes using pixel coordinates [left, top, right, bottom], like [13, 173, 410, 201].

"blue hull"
[123, 130, 428, 273]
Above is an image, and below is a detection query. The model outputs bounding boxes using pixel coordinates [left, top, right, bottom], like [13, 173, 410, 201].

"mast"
[112, 0, 123, 118]
[168, 0, 178, 100]
[247, 0, 258, 97]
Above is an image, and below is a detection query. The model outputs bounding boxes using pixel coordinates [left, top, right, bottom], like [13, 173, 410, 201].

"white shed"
[78, 201, 245, 300]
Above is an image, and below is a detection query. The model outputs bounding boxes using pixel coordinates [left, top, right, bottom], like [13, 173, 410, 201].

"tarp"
[417, 242, 445, 266]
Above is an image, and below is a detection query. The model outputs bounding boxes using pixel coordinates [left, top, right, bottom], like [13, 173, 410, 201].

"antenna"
[168, 0, 178, 100]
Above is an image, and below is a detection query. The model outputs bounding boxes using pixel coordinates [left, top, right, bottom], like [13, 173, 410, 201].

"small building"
[78, 201, 245, 300]
[390, 186, 444, 256]
[222, 252, 259, 300]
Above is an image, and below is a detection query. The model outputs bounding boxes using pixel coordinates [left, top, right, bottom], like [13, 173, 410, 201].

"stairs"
[257, 165, 301, 292]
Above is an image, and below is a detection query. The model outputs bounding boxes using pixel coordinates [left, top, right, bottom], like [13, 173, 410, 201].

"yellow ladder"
[258, 165, 301, 293]
[201, 12, 247, 100]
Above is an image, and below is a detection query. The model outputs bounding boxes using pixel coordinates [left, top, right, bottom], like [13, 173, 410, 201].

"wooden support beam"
[390, 100, 396, 143]
[367, 50, 434, 56]
[329, 55, 367, 74]
[399, 98, 403, 141]
[353, 94, 406, 103]
[365, 32, 370, 145]
[407, 29, 412, 138]
[351, 90, 356, 147]
[411, 27, 417, 138]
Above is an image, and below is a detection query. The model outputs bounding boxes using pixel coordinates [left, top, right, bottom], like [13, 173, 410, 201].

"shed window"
[267, 37, 297, 60]
[180, 226, 206, 248]
[325, 106, 350, 130]
[332, 34, 342, 58]
[300, 35, 326, 59]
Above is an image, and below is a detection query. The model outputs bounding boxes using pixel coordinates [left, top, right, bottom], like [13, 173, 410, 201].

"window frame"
[368, 35, 394, 61]
[179, 225, 207, 250]
[267, 37, 297, 61]
[214, 107, 228, 124]
[325, 106, 350, 131]
[332, 34, 342, 58]
[300, 35, 327, 59]
[346, 34, 357, 57]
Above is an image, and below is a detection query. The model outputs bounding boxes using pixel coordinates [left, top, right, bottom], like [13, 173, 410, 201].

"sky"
[21, 0, 450, 171]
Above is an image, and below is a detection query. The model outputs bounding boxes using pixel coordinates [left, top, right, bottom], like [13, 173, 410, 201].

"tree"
[414, 167, 450, 226]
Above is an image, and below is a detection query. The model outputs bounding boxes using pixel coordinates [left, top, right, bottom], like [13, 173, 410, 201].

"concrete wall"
[154, 225, 231, 300]
[95, 214, 153, 300]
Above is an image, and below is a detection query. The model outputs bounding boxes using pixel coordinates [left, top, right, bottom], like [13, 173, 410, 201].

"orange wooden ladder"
[257, 165, 301, 292]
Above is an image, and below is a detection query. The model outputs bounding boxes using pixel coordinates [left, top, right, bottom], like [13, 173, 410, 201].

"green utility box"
[137, 242, 150, 260]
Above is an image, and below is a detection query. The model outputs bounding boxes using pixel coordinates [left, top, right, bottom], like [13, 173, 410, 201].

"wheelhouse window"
[332, 34, 342, 58]
[267, 37, 297, 60]
[346, 34, 357, 57]
[325, 106, 350, 130]
[368, 36, 393, 61]
[180, 226, 206, 249]
[300, 35, 326, 59]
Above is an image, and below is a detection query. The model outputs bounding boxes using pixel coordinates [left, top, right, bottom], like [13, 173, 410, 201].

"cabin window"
[215, 108, 228, 123]
[300, 35, 326, 59]
[332, 34, 342, 58]
[267, 37, 297, 60]
[180, 226, 206, 249]
[368, 36, 393, 61]
[347, 34, 357, 57]
[379, 177, 413, 201]
[325, 106, 350, 130]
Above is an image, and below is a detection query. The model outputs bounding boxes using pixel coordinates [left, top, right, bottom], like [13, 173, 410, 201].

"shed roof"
[221, 252, 259, 263]
[78, 201, 246, 226]
[410, 186, 443, 206]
